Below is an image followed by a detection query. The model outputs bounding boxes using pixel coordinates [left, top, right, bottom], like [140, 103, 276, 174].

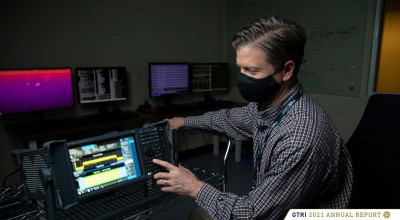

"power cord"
[2, 168, 21, 188]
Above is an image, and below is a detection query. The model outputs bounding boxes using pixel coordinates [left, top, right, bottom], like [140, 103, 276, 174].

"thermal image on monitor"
[0, 69, 74, 114]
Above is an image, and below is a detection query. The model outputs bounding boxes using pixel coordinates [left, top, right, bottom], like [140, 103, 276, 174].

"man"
[153, 15, 353, 219]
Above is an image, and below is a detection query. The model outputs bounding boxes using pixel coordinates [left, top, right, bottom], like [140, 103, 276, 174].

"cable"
[2, 168, 21, 188]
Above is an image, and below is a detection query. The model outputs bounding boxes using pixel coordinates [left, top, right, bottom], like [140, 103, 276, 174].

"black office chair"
[346, 94, 400, 208]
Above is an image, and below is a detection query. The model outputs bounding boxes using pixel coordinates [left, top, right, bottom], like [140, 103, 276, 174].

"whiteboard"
[226, 0, 369, 96]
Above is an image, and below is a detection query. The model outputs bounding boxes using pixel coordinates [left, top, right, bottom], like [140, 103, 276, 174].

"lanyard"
[251, 89, 303, 190]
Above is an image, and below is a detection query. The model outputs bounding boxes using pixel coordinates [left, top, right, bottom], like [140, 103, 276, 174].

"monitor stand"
[203, 91, 217, 103]
[156, 96, 178, 113]
[197, 92, 233, 108]
[95, 102, 122, 115]
[90, 102, 137, 121]
[96, 102, 110, 115]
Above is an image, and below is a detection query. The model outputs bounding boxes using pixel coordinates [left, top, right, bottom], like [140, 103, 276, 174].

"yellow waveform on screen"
[75, 155, 124, 171]
[85, 168, 123, 188]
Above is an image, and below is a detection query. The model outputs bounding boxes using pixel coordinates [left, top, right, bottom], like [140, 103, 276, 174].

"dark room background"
[0, 0, 377, 186]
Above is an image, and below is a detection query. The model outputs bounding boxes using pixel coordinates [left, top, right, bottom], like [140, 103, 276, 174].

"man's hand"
[166, 117, 185, 130]
[153, 159, 205, 198]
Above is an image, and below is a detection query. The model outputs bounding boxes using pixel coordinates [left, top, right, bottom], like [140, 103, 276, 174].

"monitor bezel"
[75, 66, 128, 104]
[148, 62, 192, 98]
[0, 67, 74, 115]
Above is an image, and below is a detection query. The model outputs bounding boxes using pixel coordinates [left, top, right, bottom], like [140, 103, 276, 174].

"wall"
[0, 0, 225, 185]
[302, 0, 376, 141]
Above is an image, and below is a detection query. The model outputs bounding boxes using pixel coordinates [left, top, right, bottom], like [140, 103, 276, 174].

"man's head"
[232, 16, 306, 78]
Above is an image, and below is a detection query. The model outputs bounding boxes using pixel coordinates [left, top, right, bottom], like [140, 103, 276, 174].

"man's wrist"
[190, 180, 206, 198]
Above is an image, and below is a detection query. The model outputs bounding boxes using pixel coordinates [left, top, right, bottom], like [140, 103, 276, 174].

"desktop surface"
[154, 100, 235, 115]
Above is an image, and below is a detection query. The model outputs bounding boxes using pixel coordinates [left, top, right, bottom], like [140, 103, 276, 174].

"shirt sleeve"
[195, 135, 327, 220]
[184, 104, 256, 141]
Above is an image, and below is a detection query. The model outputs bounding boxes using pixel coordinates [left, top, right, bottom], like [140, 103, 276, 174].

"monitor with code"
[76, 67, 128, 104]
[149, 63, 190, 97]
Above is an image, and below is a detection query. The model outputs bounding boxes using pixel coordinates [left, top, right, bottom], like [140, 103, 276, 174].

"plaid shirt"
[185, 82, 353, 220]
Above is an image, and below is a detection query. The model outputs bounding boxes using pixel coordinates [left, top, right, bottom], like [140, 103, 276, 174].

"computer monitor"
[149, 63, 190, 98]
[191, 63, 229, 92]
[0, 68, 74, 115]
[76, 67, 128, 104]
[191, 63, 229, 104]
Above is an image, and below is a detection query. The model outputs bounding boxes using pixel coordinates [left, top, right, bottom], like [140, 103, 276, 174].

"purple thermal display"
[0, 68, 74, 114]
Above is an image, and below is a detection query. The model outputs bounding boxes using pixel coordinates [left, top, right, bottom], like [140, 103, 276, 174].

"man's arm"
[184, 105, 256, 141]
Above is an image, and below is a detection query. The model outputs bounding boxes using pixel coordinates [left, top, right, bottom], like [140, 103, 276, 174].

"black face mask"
[237, 72, 280, 103]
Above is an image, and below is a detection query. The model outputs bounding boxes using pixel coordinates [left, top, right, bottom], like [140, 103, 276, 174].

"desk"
[6, 111, 154, 149]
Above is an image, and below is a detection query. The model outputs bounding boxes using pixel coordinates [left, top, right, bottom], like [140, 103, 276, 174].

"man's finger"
[153, 172, 169, 180]
[156, 179, 169, 186]
[152, 158, 176, 171]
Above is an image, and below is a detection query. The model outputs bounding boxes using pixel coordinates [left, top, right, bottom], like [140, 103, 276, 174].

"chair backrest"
[347, 94, 400, 208]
